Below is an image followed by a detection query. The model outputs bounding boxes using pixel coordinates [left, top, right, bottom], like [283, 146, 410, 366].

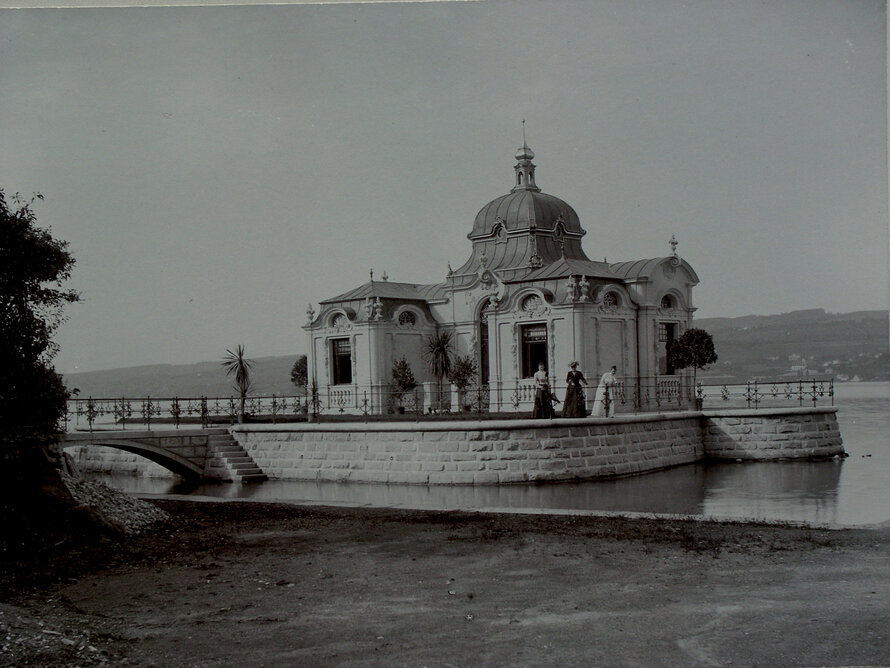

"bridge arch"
[62, 438, 205, 479]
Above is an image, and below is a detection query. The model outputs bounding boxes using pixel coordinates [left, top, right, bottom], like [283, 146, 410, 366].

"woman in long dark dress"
[562, 362, 588, 417]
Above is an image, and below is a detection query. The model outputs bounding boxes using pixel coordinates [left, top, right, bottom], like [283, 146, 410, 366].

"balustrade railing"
[65, 378, 833, 430]
[66, 394, 307, 431]
[695, 378, 834, 410]
[306, 383, 491, 422]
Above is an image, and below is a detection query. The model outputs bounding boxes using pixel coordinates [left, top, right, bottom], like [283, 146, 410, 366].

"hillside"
[62, 310, 889, 396]
[694, 309, 889, 382]
[64, 356, 302, 398]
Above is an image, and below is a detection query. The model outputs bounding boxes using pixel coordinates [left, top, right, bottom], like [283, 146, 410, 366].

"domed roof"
[469, 189, 583, 239]
[469, 142, 585, 240]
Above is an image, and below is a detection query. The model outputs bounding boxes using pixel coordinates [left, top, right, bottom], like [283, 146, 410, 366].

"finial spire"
[370, 268, 374, 282]
[512, 121, 538, 192]
[669, 234, 678, 256]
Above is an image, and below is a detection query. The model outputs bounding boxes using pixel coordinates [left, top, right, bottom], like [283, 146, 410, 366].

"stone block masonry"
[67, 408, 843, 485]
[232, 414, 706, 485]
[68, 444, 172, 478]
[702, 408, 844, 460]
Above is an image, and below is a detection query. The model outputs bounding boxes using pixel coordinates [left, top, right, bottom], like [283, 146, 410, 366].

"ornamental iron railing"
[64, 378, 833, 430]
[65, 394, 308, 432]
[695, 378, 835, 410]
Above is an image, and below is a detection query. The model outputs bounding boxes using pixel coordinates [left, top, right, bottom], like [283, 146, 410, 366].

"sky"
[1, 0, 887, 374]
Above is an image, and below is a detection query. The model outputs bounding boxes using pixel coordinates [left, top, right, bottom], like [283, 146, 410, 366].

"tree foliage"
[424, 330, 453, 384]
[290, 354, 308, 388]
[0, 189, 79, 451]
[447, 355, 478, 390]
[391, 357, 417, 395]
[667, 328, 718, 389]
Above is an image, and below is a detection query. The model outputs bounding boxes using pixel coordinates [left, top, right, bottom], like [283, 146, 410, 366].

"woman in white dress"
[591, 366, 617, 417]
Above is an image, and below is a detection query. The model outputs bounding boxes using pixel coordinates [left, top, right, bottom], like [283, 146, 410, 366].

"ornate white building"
[304, 141, 700, 414]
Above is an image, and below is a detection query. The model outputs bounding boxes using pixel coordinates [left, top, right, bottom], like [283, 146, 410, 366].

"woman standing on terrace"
[591, 366, 617, 417]
[562, 362, 588, 417]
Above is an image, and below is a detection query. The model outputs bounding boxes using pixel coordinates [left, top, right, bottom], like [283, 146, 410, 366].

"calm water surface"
[97, 382, 890, 526]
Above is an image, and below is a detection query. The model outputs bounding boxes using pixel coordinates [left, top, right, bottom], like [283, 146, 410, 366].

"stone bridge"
[61, 428, 266, 482]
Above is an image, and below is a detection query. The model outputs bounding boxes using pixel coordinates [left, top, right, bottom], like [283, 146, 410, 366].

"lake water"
[95, 382, 890, 526]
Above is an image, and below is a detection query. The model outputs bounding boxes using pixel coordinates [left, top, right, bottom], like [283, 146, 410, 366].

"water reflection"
[94, 460, 848, 524]
[87, 382, 890, 527]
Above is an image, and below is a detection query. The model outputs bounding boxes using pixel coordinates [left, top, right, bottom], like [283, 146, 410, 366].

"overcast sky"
[1, 0, 886, 374]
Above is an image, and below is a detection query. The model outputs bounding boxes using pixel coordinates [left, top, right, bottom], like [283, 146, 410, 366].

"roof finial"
[382, 271, 389, 282]
[370, 268, 374, 282]
[669, 234, 678, 257]
[522, 118, 527, 147]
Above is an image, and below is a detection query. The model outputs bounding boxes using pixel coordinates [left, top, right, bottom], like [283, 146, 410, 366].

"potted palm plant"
[221, 344, 253, 423]
[424, 330, 453, 413]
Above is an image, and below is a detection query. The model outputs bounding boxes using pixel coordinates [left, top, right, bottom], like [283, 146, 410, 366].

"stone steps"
[208, 433, 267, 483]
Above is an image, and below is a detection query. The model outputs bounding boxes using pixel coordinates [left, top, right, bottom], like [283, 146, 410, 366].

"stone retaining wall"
[702, 407, 843, 460]
[68, 408, 844, 484]
[231, 414, 704, 485]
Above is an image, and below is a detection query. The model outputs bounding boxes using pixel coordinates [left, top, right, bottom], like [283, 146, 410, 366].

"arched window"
[331, 313, 347, 328]
[398, 311, 416, 326]
[661, 295, 674, 309]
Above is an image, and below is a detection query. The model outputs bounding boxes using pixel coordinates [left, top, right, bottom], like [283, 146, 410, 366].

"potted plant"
[391, 357, 417, 414]
[221, 344, 253, 423]
[447, 355, 478, 411]
[667, 328, 718, 409]
[424, 330, 453, 413]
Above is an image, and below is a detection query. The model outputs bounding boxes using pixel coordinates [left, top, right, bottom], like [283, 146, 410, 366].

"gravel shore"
[2, 496, 888, 667]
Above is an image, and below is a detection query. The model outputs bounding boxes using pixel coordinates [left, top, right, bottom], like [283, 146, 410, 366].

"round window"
[398, 311, 416, 326]
[602, 292, 618, 308]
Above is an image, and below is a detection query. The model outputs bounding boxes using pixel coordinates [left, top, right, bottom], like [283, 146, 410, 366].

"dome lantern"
[512, 120, 539, 192]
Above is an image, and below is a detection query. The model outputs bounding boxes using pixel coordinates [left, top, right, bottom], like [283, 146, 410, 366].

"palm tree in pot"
[222, 344, 253, 422]
[424, 330, 453, 413]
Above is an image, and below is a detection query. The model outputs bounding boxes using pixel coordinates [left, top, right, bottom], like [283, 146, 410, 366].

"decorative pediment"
[326, 307, 357, 331]
[513, 289, 553, 318]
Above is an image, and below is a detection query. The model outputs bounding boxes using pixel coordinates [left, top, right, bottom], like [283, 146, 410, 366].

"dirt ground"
[2, 500, 889, 667]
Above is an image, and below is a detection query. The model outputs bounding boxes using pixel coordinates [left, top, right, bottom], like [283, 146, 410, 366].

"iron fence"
[695, 378, 834, 410]
[65, 394, 308, 431]
[305, 383, 491, 422]
[65, 378, 834, 431]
